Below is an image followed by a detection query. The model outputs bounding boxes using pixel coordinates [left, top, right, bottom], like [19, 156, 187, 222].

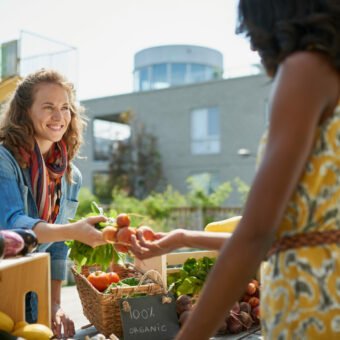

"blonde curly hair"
[0, 69, 87, 182]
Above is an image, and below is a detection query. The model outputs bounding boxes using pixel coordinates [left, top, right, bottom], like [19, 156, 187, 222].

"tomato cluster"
[87, 270, 120, 292]
[102, 213, 157, 253]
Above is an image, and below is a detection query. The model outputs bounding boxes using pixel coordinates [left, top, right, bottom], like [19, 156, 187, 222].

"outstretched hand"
[73, 215, 107, 247]
[130, 229, 185, 259]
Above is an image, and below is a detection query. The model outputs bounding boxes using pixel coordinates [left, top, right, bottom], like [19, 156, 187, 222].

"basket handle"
[138, 269, 168, 294]
[121, 269, 172, 313]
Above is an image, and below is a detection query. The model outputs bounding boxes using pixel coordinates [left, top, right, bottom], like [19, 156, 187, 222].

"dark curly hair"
[237, 0, 340, 76]
[0, 69, 87, 182]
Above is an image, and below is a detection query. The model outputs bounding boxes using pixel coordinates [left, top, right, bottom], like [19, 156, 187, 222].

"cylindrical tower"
[133, 45, 223, 91]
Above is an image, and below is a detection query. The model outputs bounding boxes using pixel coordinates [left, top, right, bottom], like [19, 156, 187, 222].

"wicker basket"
[71, 264, 165, 338]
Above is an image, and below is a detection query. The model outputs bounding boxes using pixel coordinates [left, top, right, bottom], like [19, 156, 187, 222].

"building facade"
[77, 73, 270, 204]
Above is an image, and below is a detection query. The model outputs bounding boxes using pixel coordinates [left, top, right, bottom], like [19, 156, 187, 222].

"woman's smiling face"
[29, 82, 71, 155]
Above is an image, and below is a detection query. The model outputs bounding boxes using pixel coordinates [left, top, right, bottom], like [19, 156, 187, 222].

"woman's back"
[260, 102, 340, 338]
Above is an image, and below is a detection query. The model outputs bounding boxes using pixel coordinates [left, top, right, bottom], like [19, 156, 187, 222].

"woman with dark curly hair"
[131, 1, 340, 338]
[0, 69, 106, 338]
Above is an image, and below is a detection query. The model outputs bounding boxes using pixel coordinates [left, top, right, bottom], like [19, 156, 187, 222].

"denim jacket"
[0, 145, 81, 280]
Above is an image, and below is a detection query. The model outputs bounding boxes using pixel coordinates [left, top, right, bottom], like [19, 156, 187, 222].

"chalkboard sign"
[119, 293, 180, 340]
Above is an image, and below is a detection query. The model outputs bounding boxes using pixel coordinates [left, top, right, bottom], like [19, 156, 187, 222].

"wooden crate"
[0, 253, 51, 327]
[134, 250, 218, 288]
[134, 250, 264, 288]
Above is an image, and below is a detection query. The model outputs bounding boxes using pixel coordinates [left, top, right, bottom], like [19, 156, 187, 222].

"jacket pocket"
[57, 199, 79, 224]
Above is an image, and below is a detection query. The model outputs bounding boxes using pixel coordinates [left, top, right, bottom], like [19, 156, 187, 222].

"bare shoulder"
[276, 51, 339, 108]
[281, 51, 338, 81]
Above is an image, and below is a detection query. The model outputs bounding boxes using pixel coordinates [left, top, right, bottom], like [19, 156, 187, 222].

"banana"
[0, 311, 14, 333]
[13, 320, 28, 331]
[12, 323, 53, 340]
[204, 215, 242, 233]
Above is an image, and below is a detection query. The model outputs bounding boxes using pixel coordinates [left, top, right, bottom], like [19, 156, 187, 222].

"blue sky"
[0, 0, 260, 100]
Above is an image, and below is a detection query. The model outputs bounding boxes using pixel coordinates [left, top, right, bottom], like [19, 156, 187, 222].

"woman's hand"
[51, 302, 75, 339]
[130, 229, 186, 259]
[72, 215, 107, 247]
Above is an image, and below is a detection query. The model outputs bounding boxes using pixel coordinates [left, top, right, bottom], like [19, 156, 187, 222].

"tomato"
[116, 213, 131, 228]
[102, 226, 117, 243]
[137, 226, 156, 241]
[115, 227, 136, 253]
[106, 271, 120, 284]
[87, 271, 110, 292]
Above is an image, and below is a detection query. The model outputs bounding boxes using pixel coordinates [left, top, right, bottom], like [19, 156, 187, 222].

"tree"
[109, 123, 164, 199]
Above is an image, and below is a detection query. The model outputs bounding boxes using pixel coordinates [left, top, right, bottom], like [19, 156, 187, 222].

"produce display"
[169, 256, 261, 336]
[66, 205, 261, 337]
[66, 202, 158, 272]
[0, 310, 53, 340]
[84, 265, 155, 294]
[66, 202, 157, 270]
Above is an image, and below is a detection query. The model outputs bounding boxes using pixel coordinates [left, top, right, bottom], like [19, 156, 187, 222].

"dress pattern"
[259, 105, 340, 339]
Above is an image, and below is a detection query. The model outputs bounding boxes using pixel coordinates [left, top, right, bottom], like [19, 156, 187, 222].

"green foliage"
[167, 256, 216, 297]
[108, 186, 185, 232]
[110, 188, 152, 228]
[233, 177, 250, 204]
[76, 188, 100, 218]
[143, 185, 187, 220]
[93, 173, 112, 203]
[78, 175, 249, 232]
[186, 174, 232, 208]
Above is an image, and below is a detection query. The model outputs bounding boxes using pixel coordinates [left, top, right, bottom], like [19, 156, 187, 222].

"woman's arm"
[33, 215, 106, 247]
[176, 52, 340, 339]
[130, 229, 231, 259]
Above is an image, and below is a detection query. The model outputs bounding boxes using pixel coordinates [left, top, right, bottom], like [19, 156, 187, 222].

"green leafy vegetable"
[103, 277, 140, 293]
[120, 277, 140, 286]
[167, 256, 216, 297]
[65, 202, 123, 271]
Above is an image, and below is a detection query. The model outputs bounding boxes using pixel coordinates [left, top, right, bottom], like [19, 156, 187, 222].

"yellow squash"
[12, 323, 53, 340]
[204, 215, 242, 233]
[0, 311, 14, 333]
[13, 320, 28, 331]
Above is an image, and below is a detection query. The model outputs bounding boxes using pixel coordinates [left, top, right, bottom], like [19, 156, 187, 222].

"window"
[190, 63, 207, 83]
[170, 63, 187, 86]
[191, 107, 220, 154]
[93, 118, 131, 161]
[139, 67, 150, 91]
[151, 63, 168, 89]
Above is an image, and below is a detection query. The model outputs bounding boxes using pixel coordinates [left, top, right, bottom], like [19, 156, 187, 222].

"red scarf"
[20, 140, 68, 223]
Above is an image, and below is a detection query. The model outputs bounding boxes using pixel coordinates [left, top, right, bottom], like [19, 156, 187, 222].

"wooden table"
[0, 253, 51, 327]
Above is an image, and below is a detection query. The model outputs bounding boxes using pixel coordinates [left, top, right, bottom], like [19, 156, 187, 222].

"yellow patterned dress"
[259, 104, 340, 339]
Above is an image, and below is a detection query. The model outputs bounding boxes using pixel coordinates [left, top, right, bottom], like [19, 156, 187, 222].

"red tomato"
[116, 213, 131, 228]
[102, 226, 117, 243]
[106, 271, 120, 284]
[87, 271, 110, 292]
[137, 226, 156, 241]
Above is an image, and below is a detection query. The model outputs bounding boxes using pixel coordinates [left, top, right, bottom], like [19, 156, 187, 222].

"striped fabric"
[21, 140, 67, 223]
